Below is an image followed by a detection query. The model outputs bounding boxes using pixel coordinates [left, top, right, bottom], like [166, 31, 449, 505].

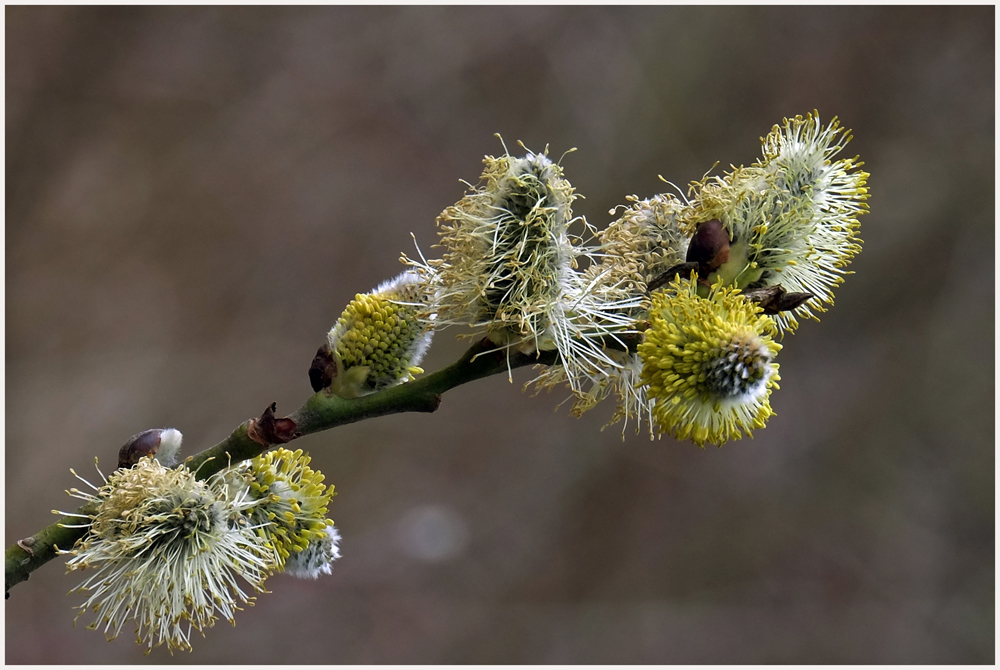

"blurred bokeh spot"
[398, 504, 470, 563]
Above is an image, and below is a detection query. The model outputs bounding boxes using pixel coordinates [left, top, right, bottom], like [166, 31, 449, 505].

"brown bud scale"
[686, 219, 731, 275]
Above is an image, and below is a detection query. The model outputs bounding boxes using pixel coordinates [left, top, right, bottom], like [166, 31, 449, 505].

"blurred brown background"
[5, 6, 994, 664]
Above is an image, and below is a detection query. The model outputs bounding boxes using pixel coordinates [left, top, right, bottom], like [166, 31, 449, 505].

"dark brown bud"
[742, 284, 815, 315]
[686, 219, 730, 276]
[309, 344, 337, 393]
[118, 428, 183, 469]
[770, 291, 814, 314]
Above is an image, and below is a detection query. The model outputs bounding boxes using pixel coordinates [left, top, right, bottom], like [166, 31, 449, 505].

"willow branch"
[5, 338, 558, 597]
[5, 505, 98, 599]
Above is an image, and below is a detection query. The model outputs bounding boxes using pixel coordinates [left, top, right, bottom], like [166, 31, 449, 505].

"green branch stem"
[5, 338, 557, 597]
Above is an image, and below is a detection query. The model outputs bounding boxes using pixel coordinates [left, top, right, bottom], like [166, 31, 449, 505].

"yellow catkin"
[639, 276, 781, 446]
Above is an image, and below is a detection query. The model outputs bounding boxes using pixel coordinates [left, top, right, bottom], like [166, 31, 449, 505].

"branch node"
[16, 538, 35, 556]
[247, 403, 301, 447]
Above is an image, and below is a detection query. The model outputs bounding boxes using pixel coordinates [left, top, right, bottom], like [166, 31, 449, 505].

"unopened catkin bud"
[117, 428, 183, 469]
